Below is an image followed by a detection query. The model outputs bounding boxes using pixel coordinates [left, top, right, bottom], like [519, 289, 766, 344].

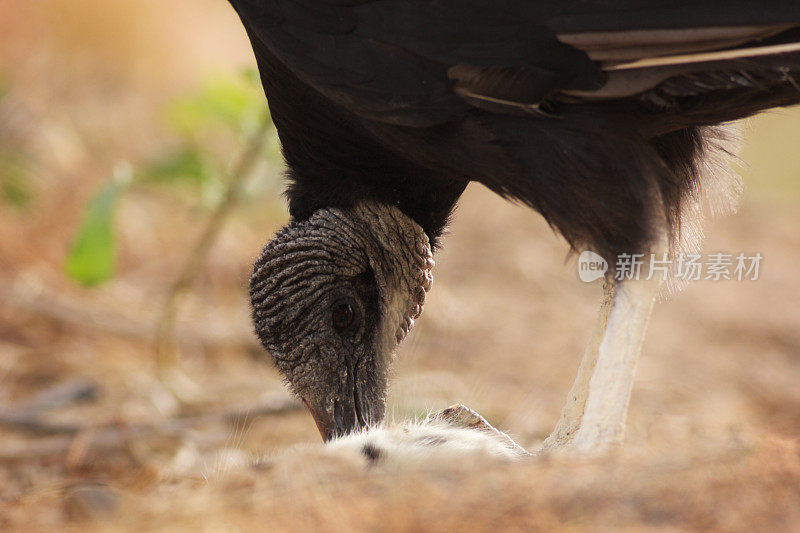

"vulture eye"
[331, 299, 356, 332]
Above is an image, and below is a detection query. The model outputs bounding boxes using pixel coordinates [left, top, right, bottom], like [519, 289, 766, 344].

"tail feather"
[605, 41, 800, 71]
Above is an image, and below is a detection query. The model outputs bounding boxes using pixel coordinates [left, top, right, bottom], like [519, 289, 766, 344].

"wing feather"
[228, 0, 800, 123]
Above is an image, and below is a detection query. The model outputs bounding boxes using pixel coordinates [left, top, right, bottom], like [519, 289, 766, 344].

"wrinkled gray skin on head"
[250, 202, 434, 441]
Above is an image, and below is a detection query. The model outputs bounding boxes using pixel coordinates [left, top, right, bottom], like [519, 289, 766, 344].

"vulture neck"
[346, 202, 434, 349]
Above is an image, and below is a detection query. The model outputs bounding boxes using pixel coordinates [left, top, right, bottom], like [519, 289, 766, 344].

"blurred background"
[1, 1, 799, 528]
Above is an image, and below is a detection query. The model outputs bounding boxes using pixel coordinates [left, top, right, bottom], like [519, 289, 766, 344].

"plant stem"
[154, 117, 272, 399]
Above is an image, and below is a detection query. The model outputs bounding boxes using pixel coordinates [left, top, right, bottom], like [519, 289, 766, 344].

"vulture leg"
[541, 282, 615, 450]
[570, 274, 662, 450]
[543, 241, 666, 452]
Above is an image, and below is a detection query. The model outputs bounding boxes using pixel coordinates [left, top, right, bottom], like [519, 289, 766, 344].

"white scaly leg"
[542, 235, 666, 452]
[541, 282, 615, 450]
[571, 273, 662, 451]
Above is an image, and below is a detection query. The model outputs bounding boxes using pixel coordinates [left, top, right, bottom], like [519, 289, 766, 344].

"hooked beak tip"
[302, 399, 334, 442]
[302, 396, 373, 443]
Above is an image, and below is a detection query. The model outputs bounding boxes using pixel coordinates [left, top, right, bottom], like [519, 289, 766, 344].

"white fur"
[325, 419, 528, 465]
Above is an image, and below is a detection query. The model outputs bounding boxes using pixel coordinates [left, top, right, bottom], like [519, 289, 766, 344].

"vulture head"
[250, 201, 434, 441]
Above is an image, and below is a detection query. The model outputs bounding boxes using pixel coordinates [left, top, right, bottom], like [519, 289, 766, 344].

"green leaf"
[164, 71, 266, 136]
[241, 67, 260, 86]
[141, 147, 210, 185]
[65, 180, 126, 286]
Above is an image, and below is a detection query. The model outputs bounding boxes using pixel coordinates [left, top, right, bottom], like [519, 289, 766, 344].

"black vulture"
[228, 0, 800, 448]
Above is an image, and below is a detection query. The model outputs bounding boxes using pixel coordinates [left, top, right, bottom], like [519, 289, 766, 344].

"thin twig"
[0, 378, 101, 435]
[0, 282, 257, 349]
[0, 393, 302, 460]
[16, 378, 99, 413]
[0, 427, 229, 463]
[154, 117, 273, 391]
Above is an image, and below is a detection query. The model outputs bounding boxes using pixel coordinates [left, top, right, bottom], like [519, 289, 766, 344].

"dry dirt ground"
[1, 1, 800, 531]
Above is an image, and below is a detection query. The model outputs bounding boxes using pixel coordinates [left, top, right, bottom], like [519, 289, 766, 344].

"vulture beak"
[301, 366, 375, 442]
[303, 397, 368, 442]
[304, 401, 334, 441]
[301, 398, 332, 441]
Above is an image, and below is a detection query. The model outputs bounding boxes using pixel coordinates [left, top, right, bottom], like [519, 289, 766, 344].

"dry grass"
[1, 1, 799, 530]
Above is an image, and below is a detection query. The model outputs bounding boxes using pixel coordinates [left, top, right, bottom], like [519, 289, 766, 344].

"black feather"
[228, 0, 800, 267]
